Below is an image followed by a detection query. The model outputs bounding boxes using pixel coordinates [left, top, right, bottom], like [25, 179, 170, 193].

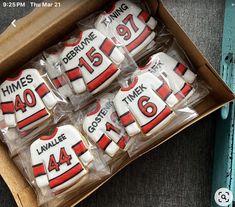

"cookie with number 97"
[95, 0, 157, 57]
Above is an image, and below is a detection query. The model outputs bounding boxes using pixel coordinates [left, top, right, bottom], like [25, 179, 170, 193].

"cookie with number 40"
[0, 69, 57, 132]
[30, 125, 94, 193]
[114, 72, 178, 137]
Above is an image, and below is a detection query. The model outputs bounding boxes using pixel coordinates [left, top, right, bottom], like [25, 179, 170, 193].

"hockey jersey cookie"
[30, 125, 94, 193]
[139, 52, 196, 101]
[60, 29, 125, 94]
[0, 69, 57, 131]
[45, 53, 73, 99]
[95, 0, 157, 57]
[83, 94, 129, 157]
[114, 72, 178, 136]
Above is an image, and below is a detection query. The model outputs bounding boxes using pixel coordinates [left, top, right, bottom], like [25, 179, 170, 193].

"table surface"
[0, 0, 224, 206]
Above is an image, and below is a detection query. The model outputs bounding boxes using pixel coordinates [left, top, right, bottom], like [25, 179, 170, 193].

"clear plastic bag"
[0, 0, 213, 206]
[14, 120, 109, 206]
[0, 65, 68, 155]
[73, 92, 134, 164]
[58, 27, 137, 110]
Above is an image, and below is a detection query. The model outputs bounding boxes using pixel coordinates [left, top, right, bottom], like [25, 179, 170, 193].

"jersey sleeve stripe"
[97, 134, 112, 151]
[156, 82, 173, 101]
[35, 83, 50, 98]
[18, 108, 49, 130]
[66, 68, 82, 82]
[141, 106, 173, 134]
[52, 75, 67, 88]
[126, 26, 152, 52]
[100, 38, 116, 57]
[174, 63, 187, 76]
[138, 10, 151, 23]
[86, 63, 119, 92]
[72, 141, 88, 157]
[32, 163, 46, 177]
[175, 83, 193, 100]
[119, 111, 135, 127]
[1, 101, 14, 114]
[49, 163, 84, 189]
[117, 135, 129, 149]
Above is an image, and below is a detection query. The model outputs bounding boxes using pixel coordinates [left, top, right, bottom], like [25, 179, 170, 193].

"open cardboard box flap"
[0, 0, 234, 207]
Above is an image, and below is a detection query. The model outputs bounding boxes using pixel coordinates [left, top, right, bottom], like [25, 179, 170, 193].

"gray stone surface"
[0, 0, 225, 206]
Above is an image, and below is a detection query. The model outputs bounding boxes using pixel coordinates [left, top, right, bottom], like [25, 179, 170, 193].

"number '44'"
[48, 147, 72, 172]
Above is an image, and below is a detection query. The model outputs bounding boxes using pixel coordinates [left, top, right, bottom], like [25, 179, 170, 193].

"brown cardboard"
[0, 0, 234, 206]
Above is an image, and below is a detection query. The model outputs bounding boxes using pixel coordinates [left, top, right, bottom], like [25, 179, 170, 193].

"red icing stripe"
[17, 108, 49, 130]
[66, 68, 82, 82]
[52, 75, 67, 88]
[86, 64, 119, 92]
[126, 26, 152, 52]
[175, 83, 193, 100]
[120, 111, 135, 127]
[100, 38, 116, 56]
[72, 141, 88, 156]
[1, 101, 14, 114]
[33, 163, 46, 177]
[35, 83, 50, 98]
[138, 10, 150, 22]
[174, 63, 187, 76]
[117, 135, 129, 149]
[156, 82, 172, 101]
[141, 106, 172, 134]
[49, 163, 83, 189]
[97, 134, 112, 151]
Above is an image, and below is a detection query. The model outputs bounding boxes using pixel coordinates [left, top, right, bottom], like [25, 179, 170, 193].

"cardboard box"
[0, 0, 234, 206]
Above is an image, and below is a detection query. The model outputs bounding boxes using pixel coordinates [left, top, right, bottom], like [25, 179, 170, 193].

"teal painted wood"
[212, 0, 235, 206]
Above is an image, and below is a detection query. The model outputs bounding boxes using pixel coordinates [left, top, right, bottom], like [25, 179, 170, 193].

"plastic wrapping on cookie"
[0, 67, 69, 155]
[14, 122, 109, 205]
[75, 93, 131, 160]
[0, 0, 212, 206]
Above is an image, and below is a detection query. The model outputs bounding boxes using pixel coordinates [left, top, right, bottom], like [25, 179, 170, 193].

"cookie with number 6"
[114, 72, 178, 137]
[0, 69, 57, 131]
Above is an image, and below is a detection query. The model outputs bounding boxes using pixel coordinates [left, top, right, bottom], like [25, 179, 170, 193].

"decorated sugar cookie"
[30, 125, 93, 192]
[95, 0, 157, 57]
[83, 94, 129, 157]
[0, 69, 57, 131]
[60, 29, 125, 94]
[114, 72, 178, 136]
[138, 52, 196, 101]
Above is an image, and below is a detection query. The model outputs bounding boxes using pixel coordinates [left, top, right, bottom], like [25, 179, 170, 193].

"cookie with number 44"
[30, 125, 94, 193]
[0, 69, 57, 132]
[114, 72, 178, 137]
